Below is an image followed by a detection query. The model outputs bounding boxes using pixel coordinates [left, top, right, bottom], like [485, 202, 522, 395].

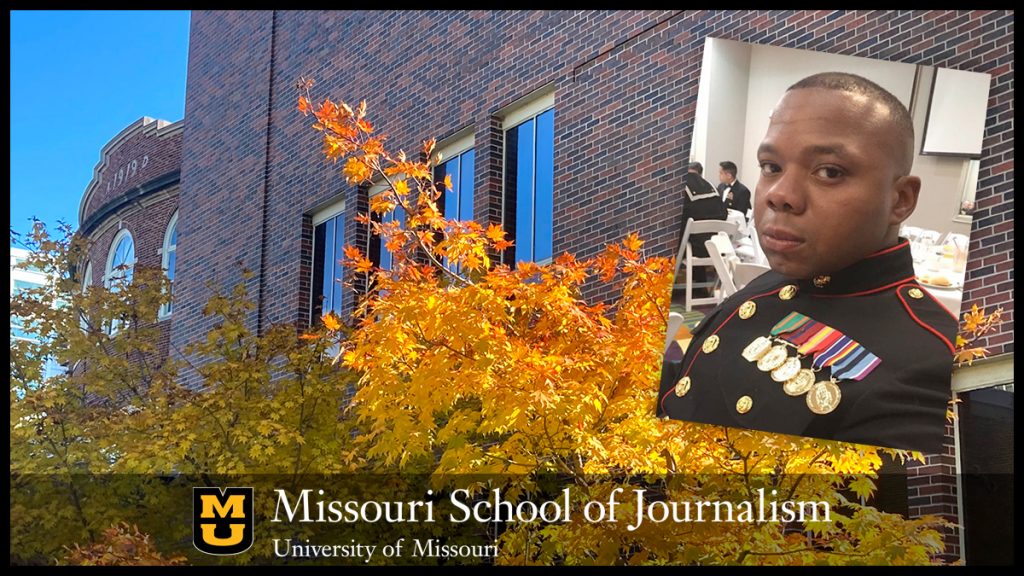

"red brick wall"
[81, 119, 182, 224]
[173, 10, 1013, 560]
[175, 10, 1012, 355]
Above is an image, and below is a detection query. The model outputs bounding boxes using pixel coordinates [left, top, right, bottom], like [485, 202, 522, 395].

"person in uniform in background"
[717, 160, 752, 217]
[679, 162, 728, 295]
[658, 72, 958, 453]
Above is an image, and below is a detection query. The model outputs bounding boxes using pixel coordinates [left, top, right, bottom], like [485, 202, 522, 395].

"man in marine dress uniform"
[658, 72, 958, 453]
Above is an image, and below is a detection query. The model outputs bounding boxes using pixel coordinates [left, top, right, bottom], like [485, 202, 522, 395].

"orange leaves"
[343, 245, 374, 274]
[322, 313, 342, 332]
[369, 194, 396, 215]
[393, 179, 410, 197]
[623, 232, 644, 252]
[443, 174, 454, 192]
[343, 157, 372, 184]
[485, 223, 505, 243]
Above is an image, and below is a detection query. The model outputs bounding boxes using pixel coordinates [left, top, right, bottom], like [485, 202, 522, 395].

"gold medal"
[738, 301, 756, 319]
[702, 335, 720, 354]
[674, 376, 691, 397]
[908, 288, 924, 299]
[756, 344, 789, 371]
[783, 369, 816, 396]
[813, 275, 831, 288]
[806, 380, 842, 414]
[741, 336, 772, 362]
[735, 395, 753, 414]
[770, 356, 802, 382]
[779, 285, 798, 300]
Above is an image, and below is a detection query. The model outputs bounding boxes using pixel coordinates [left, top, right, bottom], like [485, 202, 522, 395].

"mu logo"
[193, 487, 254, 555]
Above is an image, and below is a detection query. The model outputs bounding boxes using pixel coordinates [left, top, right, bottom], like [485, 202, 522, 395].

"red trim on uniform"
[810, 275, 918, 298]
[916, 281, 959, 321]
[659, 286, 785, 413]
[896, 284, 956, 355]
[865, 239, 910, 259]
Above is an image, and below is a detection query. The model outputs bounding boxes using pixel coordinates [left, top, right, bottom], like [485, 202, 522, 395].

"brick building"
[77, 117, 182, 359]
[77, 11, 1013, 564]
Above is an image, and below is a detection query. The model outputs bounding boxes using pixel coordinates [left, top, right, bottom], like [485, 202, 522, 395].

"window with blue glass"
[378, 203, 406, 272]
[434, 148, 476, 223]
[311, 209, 346, 323]
[504, 107, 554, 266]
[433, 147, 476, 272]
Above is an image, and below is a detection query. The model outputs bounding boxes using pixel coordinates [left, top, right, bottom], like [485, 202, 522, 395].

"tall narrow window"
[433, 134, 476, 272]
[103, 229, 135, 334]
[503, 94, 554, 266]
[311, 201, 346, 324]
[160, 211, 178, 318]
[80, 262, 92, 333]
[368, 181, 406, 272]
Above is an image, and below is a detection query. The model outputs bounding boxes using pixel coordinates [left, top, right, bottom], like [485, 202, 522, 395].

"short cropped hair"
[687, 162, 704, 175]
[719, 161, 738, 178]
[787, 72, 915, 174]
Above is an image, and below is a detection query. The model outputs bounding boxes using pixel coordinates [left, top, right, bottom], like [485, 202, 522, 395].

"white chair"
[732, 262, 770, 290]
[705, 239, 739, 298]
[674, 218, 740, 311]
[664, 311, 686, 354]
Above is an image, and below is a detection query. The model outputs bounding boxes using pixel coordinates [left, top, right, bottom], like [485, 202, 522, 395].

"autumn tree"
[10, 222, 360, 564]
[296, 84, 965, 565]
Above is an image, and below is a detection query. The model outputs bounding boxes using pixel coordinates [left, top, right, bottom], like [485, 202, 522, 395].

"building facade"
[77, 11, 1013, 563]
[76, 116, 182, 360]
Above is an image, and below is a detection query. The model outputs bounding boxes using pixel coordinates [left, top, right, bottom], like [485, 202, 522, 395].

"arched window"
[80, 262, 92, 332]
[160, 211, 178, 318]
[104, 229, 135, 290]
[103, 229, 135, 334]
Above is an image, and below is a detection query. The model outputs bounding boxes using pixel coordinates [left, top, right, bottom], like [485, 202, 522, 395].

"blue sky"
[10, 10, 191, 240]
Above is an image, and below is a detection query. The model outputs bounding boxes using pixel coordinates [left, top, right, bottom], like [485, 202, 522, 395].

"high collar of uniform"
[795, 239, 916, 297]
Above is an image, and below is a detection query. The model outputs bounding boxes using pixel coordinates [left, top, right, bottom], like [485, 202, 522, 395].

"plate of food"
[917, 274, 962, 290]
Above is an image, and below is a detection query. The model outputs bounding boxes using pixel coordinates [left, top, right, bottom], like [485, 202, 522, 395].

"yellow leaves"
[954, 346, 988, 366]
[486, 223, 506, 243]
[623, 232, 644, 252]
[322, 313, 341, 332]
[393, 179, 410, 197]
[369, 194, 396, 215]
[961, 304, 985, 333]
[443, 174, 454, 191]
[342, 157, 372, 184]
[955, 304, 1004, 367]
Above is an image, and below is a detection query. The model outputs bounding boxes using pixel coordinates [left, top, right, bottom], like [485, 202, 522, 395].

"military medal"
[805, 334, 882, 415]
[738, 301, 756, 319]
[742, 336, 772, 362]
[783, 369, 816, 396]
[757, 345, 789, 371]
[770, 356, 802, 382]
[806, 380, 842, 414]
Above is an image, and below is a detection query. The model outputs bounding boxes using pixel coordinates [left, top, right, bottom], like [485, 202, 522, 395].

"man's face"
[753, 88, 904, 279]
[718, 168, 733, 185]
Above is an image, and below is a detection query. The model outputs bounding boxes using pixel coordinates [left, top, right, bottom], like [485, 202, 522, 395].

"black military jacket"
[658, 239, 958, 453]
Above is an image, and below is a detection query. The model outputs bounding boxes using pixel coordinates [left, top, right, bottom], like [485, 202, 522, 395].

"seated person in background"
[658, 72, 957, 453]
[680, 162, 728, 294]
[717, 160, 752, 217]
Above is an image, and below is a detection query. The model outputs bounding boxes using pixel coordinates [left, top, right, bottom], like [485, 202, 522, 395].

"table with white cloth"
[913, 257, 965, 318]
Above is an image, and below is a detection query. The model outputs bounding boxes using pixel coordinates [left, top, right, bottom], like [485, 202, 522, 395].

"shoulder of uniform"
[893, 282, 958, 355]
